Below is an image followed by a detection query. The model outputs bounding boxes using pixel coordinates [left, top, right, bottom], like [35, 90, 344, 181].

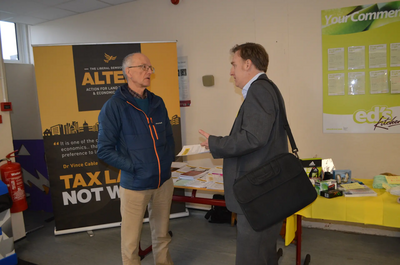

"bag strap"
[252, 75, 299, 158]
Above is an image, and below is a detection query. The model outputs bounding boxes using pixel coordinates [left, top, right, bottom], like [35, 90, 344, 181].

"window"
[0, 21, 30, 63]
[0, 21, 18, 60]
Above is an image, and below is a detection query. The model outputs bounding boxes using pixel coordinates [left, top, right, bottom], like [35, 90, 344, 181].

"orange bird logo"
[104, 53, 117, 63]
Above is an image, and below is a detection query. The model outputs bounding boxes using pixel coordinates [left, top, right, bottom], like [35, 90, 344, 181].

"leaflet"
[177, 144, 210, 156]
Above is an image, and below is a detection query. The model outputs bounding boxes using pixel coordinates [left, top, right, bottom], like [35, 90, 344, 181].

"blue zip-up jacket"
[97, 84, 175, 190]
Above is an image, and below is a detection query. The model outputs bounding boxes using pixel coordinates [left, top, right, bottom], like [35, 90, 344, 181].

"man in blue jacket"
[98, 52, 175, 265]
[199, 43, 288, 265]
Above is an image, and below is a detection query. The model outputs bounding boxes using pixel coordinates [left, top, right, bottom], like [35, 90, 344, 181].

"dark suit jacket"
[209, 74, 288, 214]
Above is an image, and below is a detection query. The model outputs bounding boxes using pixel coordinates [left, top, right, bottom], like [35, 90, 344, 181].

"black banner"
[43, 129, 120, 230]
[73, 43, 141, 111]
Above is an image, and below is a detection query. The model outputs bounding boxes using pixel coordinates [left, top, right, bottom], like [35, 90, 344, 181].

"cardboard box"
[315, 179, 337, 195]
[301, 158, 322, 180]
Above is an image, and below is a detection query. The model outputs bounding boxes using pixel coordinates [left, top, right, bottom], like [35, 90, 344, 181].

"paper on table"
[341, 182, 364, 190]
[175, 165, 197, 173]
[206, 173, 223, 183]
[171, 162, 188, 169]
[177, 144, 210, 156]
[174, 179, 192, 186]
[184, 178, 208, 188]
[179, 170, 208, 180]
[206, 182, 224, 190]
[171, 171, 182, 178]
[343, 184, 377, 197]
[207, 166, 223, 175]
[171, 176, 179, 183]
[385, 176, 400, 185]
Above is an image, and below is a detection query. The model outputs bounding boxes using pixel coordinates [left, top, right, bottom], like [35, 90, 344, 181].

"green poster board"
[322, 1, 400, 133]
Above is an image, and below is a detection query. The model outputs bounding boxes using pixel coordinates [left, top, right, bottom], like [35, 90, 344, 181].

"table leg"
[296, 215, 302, 265]
[296, 215, 311, 265]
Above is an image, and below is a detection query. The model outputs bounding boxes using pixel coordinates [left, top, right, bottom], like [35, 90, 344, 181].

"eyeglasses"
[128, 64, 155, 73]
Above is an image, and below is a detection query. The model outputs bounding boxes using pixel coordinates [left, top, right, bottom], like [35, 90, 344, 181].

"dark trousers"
[236, 214, 282, 265]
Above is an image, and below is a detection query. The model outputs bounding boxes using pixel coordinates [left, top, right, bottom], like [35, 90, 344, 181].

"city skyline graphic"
[43, 120, 99, 137]
[42, 115, 181, 137]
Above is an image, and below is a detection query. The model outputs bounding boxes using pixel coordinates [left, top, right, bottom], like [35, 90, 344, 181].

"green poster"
[322, 1, 400, 133]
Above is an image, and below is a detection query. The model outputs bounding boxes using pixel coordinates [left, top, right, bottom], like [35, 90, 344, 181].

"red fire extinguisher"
[0, 150, 28, 213]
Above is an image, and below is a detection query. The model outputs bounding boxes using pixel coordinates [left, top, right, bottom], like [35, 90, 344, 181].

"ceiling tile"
[0, 0, 138, 25]
[29, 7, 77, 21]
[5, 15, 47, 25]
[30, 0, 71, 5]
[101, 0, 135, 4]
[56, 0, 110, 13]
[0, 0, 47, 15]
[0, 10, 14, 21]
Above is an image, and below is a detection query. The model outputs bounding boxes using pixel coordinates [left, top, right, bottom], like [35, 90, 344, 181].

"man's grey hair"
[122, 52, 141, 79]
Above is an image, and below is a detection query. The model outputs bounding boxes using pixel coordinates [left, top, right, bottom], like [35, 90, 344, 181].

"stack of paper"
[341, 182, 377, 197]
[171, 162, 189, 183]
[174, 179, 192, 186]
[171, 162, 188, 171]
[179, 170, 207, 180]
[172, 165, 197, 180]
[175, 165, 209, 180]
[171, 164, 224, 191]
[184, 178, 209, 188]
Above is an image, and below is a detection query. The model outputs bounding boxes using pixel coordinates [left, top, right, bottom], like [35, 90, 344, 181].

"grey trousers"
[236, 214, 282, 265]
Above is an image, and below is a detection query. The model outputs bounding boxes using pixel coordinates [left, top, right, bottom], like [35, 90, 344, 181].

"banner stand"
[33, 41, 185, 234]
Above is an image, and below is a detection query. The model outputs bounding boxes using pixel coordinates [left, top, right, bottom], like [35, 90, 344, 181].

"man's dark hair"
[231, 43, 269, 72]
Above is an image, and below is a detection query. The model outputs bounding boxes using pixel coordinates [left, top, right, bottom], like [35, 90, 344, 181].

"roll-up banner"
[33, 42, 185, 235]
[322, 1, 400, 133]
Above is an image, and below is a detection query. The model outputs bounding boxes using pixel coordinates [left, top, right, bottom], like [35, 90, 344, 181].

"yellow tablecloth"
[284, 179, 400, 246]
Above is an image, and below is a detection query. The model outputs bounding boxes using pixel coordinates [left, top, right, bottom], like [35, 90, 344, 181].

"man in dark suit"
[199, 42, 288, 265]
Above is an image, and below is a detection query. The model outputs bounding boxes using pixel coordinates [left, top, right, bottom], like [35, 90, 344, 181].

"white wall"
[29, 0, 400, 179]
[0, 56, 14, 163]
[0, 51, 26, 242]
[5, 64, 42, 140]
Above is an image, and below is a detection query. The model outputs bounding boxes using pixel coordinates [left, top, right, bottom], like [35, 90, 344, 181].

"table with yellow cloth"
[284, 178, 400, 246]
